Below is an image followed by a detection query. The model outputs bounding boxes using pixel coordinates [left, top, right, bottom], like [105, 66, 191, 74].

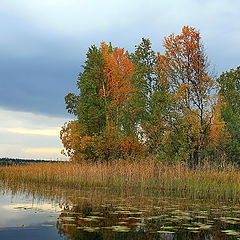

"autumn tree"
[61, 43, 144, 162]
[60, 120, 95, 162]
[157, 26, 225, 165]
[100, 42, 134, 129]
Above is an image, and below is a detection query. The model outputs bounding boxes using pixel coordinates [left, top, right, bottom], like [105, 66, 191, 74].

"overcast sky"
[0, 0, 239, 159]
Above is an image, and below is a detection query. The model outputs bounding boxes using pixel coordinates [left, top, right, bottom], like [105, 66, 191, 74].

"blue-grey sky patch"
[1, 0, 240, 116]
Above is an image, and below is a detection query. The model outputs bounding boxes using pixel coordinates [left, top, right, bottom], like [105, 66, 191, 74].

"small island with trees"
[60, 26, 239, 167]
[0, 26, 240, 202]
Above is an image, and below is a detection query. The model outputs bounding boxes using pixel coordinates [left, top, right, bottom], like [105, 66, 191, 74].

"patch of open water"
[1, 186, 240, 240]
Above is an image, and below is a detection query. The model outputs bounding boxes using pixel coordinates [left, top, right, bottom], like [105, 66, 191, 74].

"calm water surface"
[1, 185, 240, 240]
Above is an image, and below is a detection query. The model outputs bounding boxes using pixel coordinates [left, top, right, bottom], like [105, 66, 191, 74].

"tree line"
[0, 158, 60, 166]
[60, 26, 240, 166]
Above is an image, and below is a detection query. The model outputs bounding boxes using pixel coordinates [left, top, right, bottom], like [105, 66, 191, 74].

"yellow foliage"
[209, 101, 229, 146]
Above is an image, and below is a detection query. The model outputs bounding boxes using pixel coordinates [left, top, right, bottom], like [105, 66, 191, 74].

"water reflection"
[0, 183, 240, 239]
[0, 189, 63, 240]
[55, 198, 236, 240]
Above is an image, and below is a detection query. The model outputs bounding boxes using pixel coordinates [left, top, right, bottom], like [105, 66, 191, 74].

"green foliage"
[130, 38, 159, 122]
[218, 66, 240, 163]
[130, 38, 171, 152]
[64, 93, 79, 116]
[62, 43, 145, 162]
[77, 45, 106, 136]
[61, 27, 239, 166]
[65, 46, 106, 136]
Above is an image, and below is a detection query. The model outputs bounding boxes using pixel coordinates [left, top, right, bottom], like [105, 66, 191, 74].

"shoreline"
[0, 161, 239, 202]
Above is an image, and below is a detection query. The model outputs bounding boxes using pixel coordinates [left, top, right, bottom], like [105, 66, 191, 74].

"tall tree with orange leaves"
[61, 43, 142, 162]
[100, 42, 135, 130]
[157, 26, 226, 165]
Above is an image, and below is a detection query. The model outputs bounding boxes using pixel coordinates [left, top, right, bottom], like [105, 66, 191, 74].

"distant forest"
[0, 158, 61, 166]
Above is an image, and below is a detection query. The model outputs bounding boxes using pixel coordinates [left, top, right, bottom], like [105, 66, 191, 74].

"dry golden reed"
[0, 160, 240, 202]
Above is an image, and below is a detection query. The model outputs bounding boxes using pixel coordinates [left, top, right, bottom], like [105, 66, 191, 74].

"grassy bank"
[0, 160, 240, 202]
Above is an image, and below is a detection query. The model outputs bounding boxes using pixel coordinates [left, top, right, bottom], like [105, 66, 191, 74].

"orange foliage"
[60, 43, 144, 162]
[120, 135, 146, 158]
[155, 26, 227, 162]
[60, 121, 145, 162]
[209, 100, 229, 146]
[60, 121, 94, 162]
[60, 31, 229, 163]
[100, 42, 134, 109]
[157, 26, 214, 110]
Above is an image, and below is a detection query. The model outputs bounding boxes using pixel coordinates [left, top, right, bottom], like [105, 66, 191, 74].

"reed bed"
[0, 160, 240, 202]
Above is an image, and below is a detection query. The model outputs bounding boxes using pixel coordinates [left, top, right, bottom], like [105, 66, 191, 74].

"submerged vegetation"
[1, 160, 240, 202]
[3, 182, 240, 239]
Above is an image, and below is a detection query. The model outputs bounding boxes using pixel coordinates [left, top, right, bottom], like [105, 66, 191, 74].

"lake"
[1, 183, 240, 239]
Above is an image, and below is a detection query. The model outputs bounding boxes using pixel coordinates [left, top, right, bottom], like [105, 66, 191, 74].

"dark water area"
[1, 185, 240, 240]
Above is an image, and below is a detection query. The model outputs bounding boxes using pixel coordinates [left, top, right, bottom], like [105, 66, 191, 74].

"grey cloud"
[0, 0, 239, 117]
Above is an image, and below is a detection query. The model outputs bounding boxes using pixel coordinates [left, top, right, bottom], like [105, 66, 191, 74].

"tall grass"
[0, 159, 240, 202]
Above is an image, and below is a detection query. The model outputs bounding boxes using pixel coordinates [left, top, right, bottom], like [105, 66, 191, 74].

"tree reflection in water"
[56, 201, 229, 240]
